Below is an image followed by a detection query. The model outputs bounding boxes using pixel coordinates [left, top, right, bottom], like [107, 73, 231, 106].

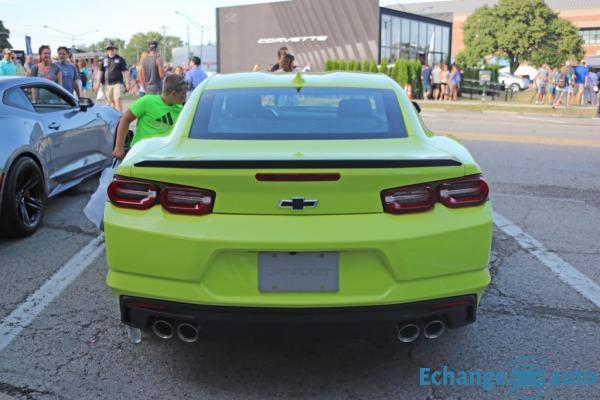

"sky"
[1, 0, 450, 53]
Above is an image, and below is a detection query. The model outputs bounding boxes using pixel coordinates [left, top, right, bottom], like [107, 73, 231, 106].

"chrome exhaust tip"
[151, 320, 174, 340]
[397, 322, 421, 343]
[423, 320, 446, 340]
[176, 323, 200, 343]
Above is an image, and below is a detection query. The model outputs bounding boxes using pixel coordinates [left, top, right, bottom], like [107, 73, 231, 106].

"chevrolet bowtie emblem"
[278, 197, 319, 211]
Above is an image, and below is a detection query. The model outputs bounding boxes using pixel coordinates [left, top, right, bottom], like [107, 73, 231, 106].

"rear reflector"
[159, 186, 214, 215]
[256, 173, 341, 182]
[107, 179, 159, 210]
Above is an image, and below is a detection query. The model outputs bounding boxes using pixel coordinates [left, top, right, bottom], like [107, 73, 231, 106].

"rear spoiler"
[134, 159, 462, 169]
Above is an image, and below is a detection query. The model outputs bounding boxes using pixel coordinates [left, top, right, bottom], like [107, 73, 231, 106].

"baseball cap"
[105, 42, 118, 50]
[149, 40, 159, 50]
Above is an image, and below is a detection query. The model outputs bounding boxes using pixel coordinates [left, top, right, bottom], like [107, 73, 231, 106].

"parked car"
[105, 72, 493, 343]
[0, 77, 120, 237]
[499, 72, 530, 92]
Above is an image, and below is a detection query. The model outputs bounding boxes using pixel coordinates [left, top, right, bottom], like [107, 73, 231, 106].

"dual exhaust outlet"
[397, 319, 446, 343]
[151, 320, 200, 343]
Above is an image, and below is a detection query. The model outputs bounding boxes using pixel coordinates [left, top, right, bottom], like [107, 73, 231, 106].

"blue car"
[0, 76, 120, 237]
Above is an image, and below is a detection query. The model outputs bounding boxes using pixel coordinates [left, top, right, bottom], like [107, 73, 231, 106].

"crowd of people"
[533, 61, 598, 109]
[420, 63, 462, 101]
[0, 41, 209, 112]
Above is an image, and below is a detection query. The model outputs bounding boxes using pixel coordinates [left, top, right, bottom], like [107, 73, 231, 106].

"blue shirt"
[0, 59, 17, 76]
[421, 67, 431, 86]
[185, 66, 208, 92]
[574, 65, 589, 84]
[58, 62, 78, 94]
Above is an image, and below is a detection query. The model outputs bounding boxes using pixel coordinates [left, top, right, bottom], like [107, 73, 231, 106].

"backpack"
[557, 74, 566, 88]
[79, 69, 88, 86]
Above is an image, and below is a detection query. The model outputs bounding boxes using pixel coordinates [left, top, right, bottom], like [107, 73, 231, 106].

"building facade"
[216, 0, 451, 73]
[397, 0, 600, 59]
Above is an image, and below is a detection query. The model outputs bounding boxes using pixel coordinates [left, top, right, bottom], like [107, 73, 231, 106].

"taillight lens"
[159, 186, 214, 215]
[382, 175, 489, 214]
[108, 177, 214, 215]
[108, 179, 159, 209]
[439, 176, 489, 208]
[382, 184, 436, 214]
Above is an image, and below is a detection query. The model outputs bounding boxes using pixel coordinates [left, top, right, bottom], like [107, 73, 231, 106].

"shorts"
[423, 83, 432, 92]
[537, 83, 546, 94]
[105, 84, 124, 101]
[547, 85, 556, 96]
[432, 83, 441, 91]
[576, 83, 585, 96]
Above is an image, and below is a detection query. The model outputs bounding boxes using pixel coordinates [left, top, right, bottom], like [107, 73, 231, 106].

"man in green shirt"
[113, 74, 187, 160]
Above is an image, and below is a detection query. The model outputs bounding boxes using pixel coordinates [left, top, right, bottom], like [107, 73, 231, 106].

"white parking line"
[0, 235, 105, 353]
[493, 193, 586, 204]
[494, 212, 600, 308]
[516, 115, 566, 124]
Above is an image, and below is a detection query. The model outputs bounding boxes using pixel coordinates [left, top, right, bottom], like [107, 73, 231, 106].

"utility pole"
[159, 25, 168, 60]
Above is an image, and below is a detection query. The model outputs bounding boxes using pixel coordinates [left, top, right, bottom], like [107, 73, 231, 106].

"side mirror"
[412, 100, 421, 114]
[79, 97, 95, 111]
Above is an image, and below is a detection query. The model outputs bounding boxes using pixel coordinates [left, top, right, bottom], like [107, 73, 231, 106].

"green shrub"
[370, 61, 378, 73]
[339, 60, 348, 71]
[325, 60, 333, 71]
[380, 58, 389, 75]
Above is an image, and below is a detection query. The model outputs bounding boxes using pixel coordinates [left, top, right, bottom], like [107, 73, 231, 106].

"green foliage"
[370, 61, 378, 73]
[120, 32, 181, 63]
[89, 38, 127, 54]
[361, 60, 370, 72]
[395, 60, 409, 87]
[325, 60, 334, 71]
[462, 0, 583, 72]
[380, 58, 389, 75]
[0, 20, 12, 49]
[339, 60, 348, 71]
[348, 60, 356, 71]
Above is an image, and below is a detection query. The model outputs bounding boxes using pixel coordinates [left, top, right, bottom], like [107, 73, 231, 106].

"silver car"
[0, 76, 120, 237]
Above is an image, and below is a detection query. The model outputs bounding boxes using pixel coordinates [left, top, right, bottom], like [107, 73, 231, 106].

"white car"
[499, 72, 530, 92]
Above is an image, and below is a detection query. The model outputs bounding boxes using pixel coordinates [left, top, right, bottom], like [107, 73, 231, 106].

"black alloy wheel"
[0, 157, 46, 237]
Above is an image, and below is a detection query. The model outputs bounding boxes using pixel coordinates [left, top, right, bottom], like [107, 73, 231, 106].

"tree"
[91, 38, 127, 54]
[0, 20, 12, 49]
[462, 0, 583, 72]
[123, 32, 183, 64]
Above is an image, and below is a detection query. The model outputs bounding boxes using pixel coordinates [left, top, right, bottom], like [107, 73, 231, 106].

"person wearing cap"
[139, 40, 165, 95]
[96, 42, 129, 112]
[184, 56, 208, 97]
[0, 48, 17, 76]
[112, 74, 187, 160]
[574, 60, 589, 106]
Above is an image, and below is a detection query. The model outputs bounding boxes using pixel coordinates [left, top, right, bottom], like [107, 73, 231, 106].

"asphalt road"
[0, 110, 599, 399]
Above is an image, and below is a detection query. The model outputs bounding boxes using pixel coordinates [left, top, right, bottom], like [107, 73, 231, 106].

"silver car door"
[22, 85, 103, 184]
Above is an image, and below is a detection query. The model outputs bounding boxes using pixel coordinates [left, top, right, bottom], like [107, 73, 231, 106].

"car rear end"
[104, 73, 492, 342]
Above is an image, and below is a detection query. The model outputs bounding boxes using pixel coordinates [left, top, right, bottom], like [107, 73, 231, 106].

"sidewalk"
[419, 98, 597, 118]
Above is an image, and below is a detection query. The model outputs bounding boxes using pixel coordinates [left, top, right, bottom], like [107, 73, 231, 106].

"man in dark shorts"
[96, 42, 129, 112]
[139, 40, 165, 95]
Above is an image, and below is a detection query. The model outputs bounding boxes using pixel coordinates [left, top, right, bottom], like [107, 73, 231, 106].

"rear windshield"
[190, 87, 407, 140]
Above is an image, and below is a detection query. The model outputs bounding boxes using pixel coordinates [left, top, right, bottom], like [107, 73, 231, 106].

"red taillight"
[107, 179, 159, 209]
[159, 186, 214, 215]
[439, 176, 489, 208]
[108, 177, 214, 216]
[382, 175, 489, 214]
[381, 184, 436, 214]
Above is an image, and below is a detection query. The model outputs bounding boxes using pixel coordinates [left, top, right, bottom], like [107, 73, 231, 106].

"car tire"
[0, 157, 46, 238]
[510, 83, 520, 93]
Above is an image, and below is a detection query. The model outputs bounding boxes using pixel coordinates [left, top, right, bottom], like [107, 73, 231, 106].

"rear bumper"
[121, 294, 478, 331]
[105, 203, 493, 308]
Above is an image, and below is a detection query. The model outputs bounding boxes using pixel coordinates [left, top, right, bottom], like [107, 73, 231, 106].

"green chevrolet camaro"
[104, 72, 492, 343]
